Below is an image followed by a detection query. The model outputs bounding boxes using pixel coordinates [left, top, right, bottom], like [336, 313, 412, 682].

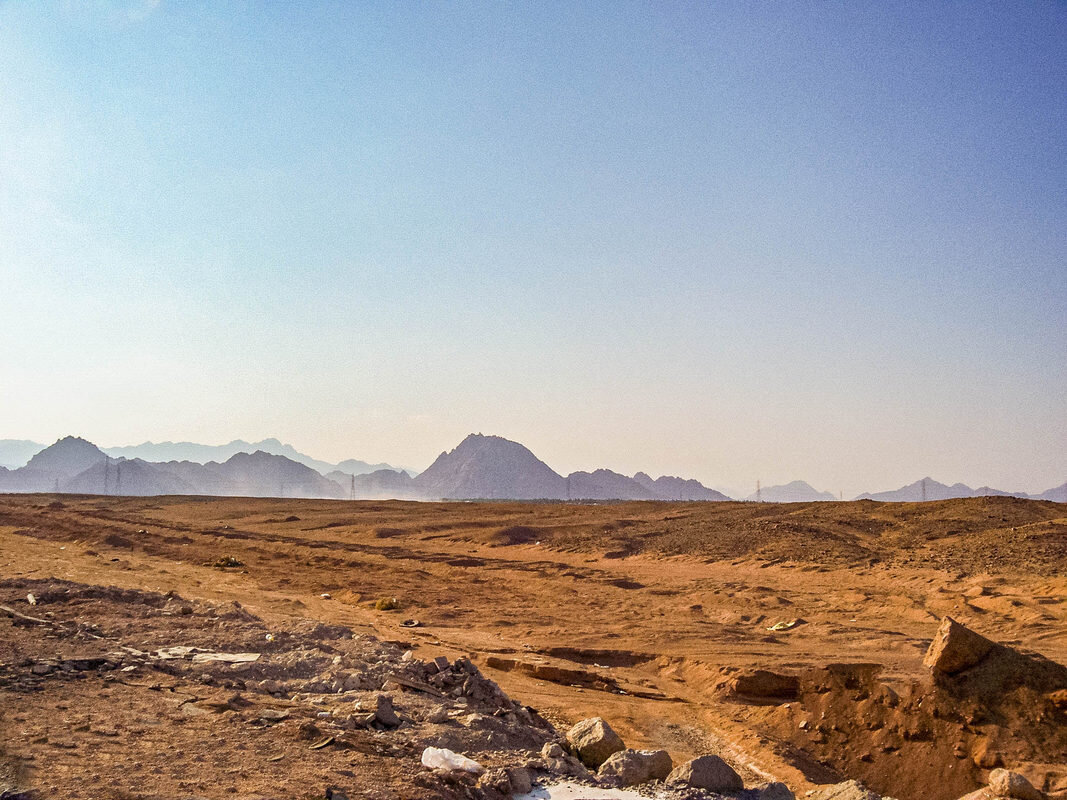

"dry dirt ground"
[1, 494, 1065, 800]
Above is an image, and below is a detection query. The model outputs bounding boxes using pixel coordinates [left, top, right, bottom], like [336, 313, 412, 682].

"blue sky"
[1, 1, 1064, 496]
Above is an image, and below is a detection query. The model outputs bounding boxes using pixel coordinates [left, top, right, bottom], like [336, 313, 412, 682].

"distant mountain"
[327, 468, 420, 500]
[25, 437, 107, 479]
[567, 469, 657, 501]
[5, 433, 1058, 504]
[210, 451, 345, 499]
[855, 478, 974, 502]
[851, 477, 1065, 502]
[103, 438, 403, 477]
[0, 439, 44, 469]
[1034, 482, 1067, 503]
[64, 459, 197, 496]
[633, 472, 732, 501]
[413, 434, 567, 500]
[153, 460, 239, 495]
[745, 480, 836, 503]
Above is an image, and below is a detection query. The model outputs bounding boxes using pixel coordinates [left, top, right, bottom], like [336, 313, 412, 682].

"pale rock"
[666, 755, 743, 792]
[564, 717, 625, 769]
[598, 748, 673, 786]
[988, 769, 1045, 800]
[923, 617, 994, 675]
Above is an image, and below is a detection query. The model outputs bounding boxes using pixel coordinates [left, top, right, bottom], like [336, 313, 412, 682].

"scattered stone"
[564, 717, 625, 769]
[424, 705, 450, 724]
[374, 695, 401, 728]
[666, 755, 743, 792]
[988, 769, 1045, 800]
[541, 742, 565, 759]
[598, 748, 673, 787]
[923, 617, 994, 675]
[477, 768, 512, 793]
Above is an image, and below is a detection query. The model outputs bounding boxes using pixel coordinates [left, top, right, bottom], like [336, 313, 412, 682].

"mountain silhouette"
[0, 439, 45, 469]
[25, 436, 107, 479]
[327, 468, 419, 500]
[567, 469, 657, 500]
[209, 451, 345, 499]
[64, 458, 196, 496]
[745, 480, 836, 503]
[103, 438, 402, 477]
[633, 472, 732, 501]
[412, 434, 567, 500]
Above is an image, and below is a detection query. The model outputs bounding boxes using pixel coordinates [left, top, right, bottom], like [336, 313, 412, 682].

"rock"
[564, 718, 625, 769]
[477, 768, 512, 793]
[598, 748, 673, 786]
[374, 695, 401, 728]
[923, 617, 995, 675]
[730, 670, 800, 701]
[807, 780, 892, 800]
[425, 705, 449, 724]
[756, 781, 796, 799]
[972, 737, 1003, 769]
[666, 755, 743, 792]
[507, 767, 533, 794]
[988, 769, 1045, 800]
[541, 742, 565, 759]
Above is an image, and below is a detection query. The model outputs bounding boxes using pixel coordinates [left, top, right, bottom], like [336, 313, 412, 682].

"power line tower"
[350, 474, 355, 501]
[756, 480, 761, 503]
[921, 478, 927, 502]
[116, 462, 122, 496]
[103, 456, 110, 495]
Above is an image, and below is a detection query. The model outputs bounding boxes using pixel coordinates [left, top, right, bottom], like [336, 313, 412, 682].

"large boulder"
[988, 769, 1045, 800]
[666, 755, 743, 792]
[923, 617, 994, 675]
[598, 748, 672, 786]
[564, 717, 625, 769]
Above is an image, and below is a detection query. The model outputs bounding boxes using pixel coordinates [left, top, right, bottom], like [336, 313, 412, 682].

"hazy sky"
[1, 1, 1064, 497]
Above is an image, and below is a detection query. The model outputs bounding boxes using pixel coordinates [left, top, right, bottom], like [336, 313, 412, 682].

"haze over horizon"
[1, 2, 1064, 498]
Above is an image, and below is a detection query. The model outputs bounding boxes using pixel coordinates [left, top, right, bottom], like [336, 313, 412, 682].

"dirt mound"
[747, 618, 1067, 800]
[485, 525, 543, 546]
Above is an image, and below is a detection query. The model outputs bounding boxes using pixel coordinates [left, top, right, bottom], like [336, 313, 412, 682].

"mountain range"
[855, 477, 1067, 504]
[0, 434, 730, 502]
[0, 435, 1062, 503]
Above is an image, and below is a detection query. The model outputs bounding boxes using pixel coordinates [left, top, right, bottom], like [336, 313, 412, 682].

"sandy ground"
[1, 494, 1065, 800]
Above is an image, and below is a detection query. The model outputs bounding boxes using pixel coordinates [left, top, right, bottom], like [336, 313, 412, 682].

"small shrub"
[374, 596, 400, 611]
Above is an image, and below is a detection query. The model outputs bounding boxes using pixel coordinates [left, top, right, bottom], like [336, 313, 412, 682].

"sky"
[0, 1, 1064, 497]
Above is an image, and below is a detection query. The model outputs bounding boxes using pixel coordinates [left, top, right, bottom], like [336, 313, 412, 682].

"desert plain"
[1, 494, 1066, 800]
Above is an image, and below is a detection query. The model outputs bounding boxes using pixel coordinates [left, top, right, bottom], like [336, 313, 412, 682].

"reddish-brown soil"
[1, 494, 1065, 800]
